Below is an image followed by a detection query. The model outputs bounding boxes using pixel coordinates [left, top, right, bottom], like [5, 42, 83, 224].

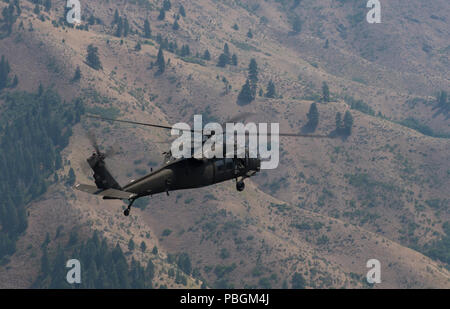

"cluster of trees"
[0, 87, 84, 261]
[217, 43, 237, 68]
[33, 232, 155, 288]
[237, 58, 259, 105]
[112, 10, 130, 38]
[1, 0, 21, 37]
[424, 221, 450, 266]
[86, 44, 102, 70]
[0, 55, 18, 92]
[335, 111, 354, 136]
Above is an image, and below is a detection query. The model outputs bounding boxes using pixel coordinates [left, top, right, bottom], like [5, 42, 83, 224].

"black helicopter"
[75, 114, 331, 216]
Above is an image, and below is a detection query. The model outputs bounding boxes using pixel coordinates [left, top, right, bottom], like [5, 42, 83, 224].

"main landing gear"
[236, 180, 245, 192]
[124, 198, 136, 216]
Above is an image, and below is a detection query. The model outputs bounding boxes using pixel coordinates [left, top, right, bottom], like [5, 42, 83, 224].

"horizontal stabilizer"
[75, 184, 137, 199]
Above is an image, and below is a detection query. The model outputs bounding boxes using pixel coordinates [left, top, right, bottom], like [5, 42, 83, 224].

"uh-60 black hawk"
[75, 114, 331, 216]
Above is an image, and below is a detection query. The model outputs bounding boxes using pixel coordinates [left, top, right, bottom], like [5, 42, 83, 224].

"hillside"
[0, 0, 449, 289]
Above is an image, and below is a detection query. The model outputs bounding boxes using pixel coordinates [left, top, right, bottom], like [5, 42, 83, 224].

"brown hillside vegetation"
[0, 0, 449, 288]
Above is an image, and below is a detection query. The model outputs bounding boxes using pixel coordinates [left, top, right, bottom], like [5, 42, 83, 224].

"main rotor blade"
[85, 115, 196, 133]
[85, 115, 333, 138]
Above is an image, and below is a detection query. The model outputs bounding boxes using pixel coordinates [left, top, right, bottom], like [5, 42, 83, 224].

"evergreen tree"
[203, 49, 211, 61]
[306, 103, 319, 130]
[163, 0, 172, 11]
[231, 54, 238, 66]
[237, 79, 253, 105]
[172, 20, 180, 31]
[223, 43, 230, 59]
[248, 58, 258, 97]
[217, 53, 228, 67]
[115, 17, 123, 37]
[322, 81, 330, 102]
[123, 18, 129, 37]
[177, 253, 192, 275]
[265, 80, 276, 98]
[86, 44, 102, 70]
[156, 47, 165, 74]
[247, 29, 253, 38]
[135, 41, 142, 51]
[144, 19, 151, 38]
[128, 238, 135, 251]
[140, 241, 147, 253]
[291, 272, 306, 289]
[66, 168, 76, 186]
[343, 111, 354, 136]
[158, 8, 166, 20]
[293, 16, 302, 33]
[72, 66, 81, 82]
[152, 246, 158, 255]
[112, 9, 120, 25]
[179, 5, 186, 17]
[0, 55, 11, 91]
[232, 23, 239, 30]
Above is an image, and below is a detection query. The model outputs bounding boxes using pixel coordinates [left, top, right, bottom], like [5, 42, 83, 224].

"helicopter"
[75, 114, 332, 216]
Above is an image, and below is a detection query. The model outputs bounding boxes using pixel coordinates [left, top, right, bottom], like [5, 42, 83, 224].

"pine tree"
[86, 44, 102, 70]
[135, 41, 142, 51]
[237, 79, 253, 105]
[265, 80, 276, 98]
[203, 49, 211, 61]
[128, 238, 135, 251]
[306, 103, 319, 130]
[343, 111, 354, 136]
[156, 47, 165, 74]
[123, 18, 129, 37]
[152, 246, 158, 255]
[291, 272, 306, 289]
[115, 17, 123, 37]
[322, 81, 330, 102]
[140, 241, 147, 253]
[179, 5, 186, 17]
[247, 29, 253, 38]
[217, 53, 228, 67]
[248, 58, 258, 97]
[66, 168, 76, 186]
[72, 66, 81, 82]
[112, 9, 120, 25]
[0, 55, 11, 91]
[231, 54, 238, 66]
[144, 19, 151, 38]
[172, 20, 180, 31]
[158, 8, 166, 20]
[163, 0, 172, 11]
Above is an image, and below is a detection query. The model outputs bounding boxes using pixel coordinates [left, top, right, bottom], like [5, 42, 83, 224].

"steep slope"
[0, 0, 449, 288]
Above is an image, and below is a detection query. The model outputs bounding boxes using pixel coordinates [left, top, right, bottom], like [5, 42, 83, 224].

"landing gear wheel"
[236, 181, 245, 192]
[124, 208, 130, 217]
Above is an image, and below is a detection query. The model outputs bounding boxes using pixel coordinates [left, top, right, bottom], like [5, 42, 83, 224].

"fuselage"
[122, 157, 259, 197]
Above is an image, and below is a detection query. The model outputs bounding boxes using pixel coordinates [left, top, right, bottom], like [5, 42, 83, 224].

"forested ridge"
[0, 87, 84, 263]
[33, 231, 155, 288]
